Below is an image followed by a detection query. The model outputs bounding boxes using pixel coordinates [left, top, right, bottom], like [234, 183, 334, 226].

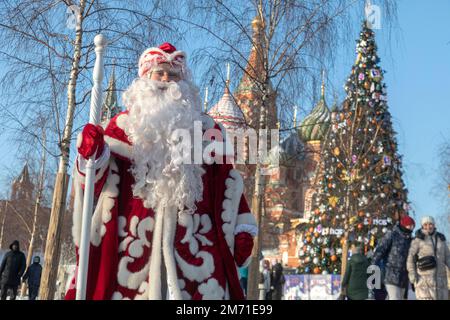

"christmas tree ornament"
[328, 196, 339, 208]
[333, 147, 340, 156]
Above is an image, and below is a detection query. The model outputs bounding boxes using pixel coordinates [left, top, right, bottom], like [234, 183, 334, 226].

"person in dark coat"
[341, 244, 370, 300]
[0, 240, 26, 300]
[372, 215, 415, 300]
[270, 261, 285, 300]
[22, 256, 42, 300]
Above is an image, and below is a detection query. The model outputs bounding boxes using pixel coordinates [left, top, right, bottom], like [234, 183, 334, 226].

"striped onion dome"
[299, 95, 331, 142]
[208, 85, 246, 130]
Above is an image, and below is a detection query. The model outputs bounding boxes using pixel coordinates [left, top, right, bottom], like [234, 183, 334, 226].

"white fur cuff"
[77, 144, 111, 174]
[234, 224, 258, 237]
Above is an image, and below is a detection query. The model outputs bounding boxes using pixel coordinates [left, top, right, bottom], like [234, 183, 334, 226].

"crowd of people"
[1, 215, 448, 300]
[0, 240, 42, 300]
[341, 215, 450, 300]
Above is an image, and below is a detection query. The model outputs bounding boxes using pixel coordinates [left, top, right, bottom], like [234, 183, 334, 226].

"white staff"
[76, 34, 107, 300]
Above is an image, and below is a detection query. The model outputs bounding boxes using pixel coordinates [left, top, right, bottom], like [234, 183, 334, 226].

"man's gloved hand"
[234, 232, 254, 266]
[77, 123, 105, 160]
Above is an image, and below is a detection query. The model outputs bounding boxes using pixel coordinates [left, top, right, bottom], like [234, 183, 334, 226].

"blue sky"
[325, 0, 450, 235]
[0, 0, 449, 236]
[368, 0, 450, 233]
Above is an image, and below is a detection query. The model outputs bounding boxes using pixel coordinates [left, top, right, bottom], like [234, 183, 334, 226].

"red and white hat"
[138, 42, 186, 78]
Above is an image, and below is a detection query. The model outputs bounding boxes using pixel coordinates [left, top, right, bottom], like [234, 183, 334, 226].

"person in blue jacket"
[22, 256, 43, 300]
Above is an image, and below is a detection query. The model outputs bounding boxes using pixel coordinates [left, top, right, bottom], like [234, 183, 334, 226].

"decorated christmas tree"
[298, 21, 410, 275]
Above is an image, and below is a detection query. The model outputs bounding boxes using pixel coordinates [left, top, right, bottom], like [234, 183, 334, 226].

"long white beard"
[122, 78, 205, 215]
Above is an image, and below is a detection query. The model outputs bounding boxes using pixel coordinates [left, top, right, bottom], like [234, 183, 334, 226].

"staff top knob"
[94, 34, 107, 48]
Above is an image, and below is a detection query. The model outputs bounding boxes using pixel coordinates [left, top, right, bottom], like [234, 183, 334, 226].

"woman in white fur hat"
[406, 216, 450, 300]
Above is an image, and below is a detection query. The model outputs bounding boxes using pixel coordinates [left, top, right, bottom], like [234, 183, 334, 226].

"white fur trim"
[195, 234, 213, 247]
[118, 216, 128, 237]
[115, 113, 128, 131]
[72, 157, 119, 247]
[175, 213, 216, 284]
[129, 216, 139, 237]
[234, 224, 258, 237]
[174, 250, 215, 283]
[178, 279, 192, 299]
[134, 281, 149, 300]
[77, 144, 111, 175]
[236, 213, 257, 227]
[221, 169, 244, 254]
[117, 256, 150, 291]
[90, 159, 120, 246]
[178, 213, 214, 256]
[198, 278, 225, 300]
[104, 113, 131, 159]
[199, 214, 212, 234]
[105, 135, 132, 160]
[128, 217, 153, 258]
[116, 215, 155, 293]
[118, 236, 133, 253]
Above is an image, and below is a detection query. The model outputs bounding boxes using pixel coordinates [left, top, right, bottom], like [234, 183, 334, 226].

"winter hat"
[138, 42, 187, 78]
[421, 215, 435, 226]
[9, 240, 19, 250]
[400, 215, 415, 228]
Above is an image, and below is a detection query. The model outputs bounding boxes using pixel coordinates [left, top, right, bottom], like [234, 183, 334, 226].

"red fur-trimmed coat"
[65, 112, 257, 300]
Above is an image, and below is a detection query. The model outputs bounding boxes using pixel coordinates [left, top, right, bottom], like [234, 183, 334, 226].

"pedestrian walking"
[0, 240, 26, 300]
[22, 256, 43, 300]
[372, 215, 415, 299]
[407, 216, 450, 300]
